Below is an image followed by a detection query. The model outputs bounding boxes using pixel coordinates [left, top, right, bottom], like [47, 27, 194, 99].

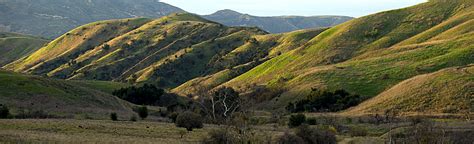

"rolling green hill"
[5, 17, 153, 73]
[214, 0, 474, 111]
[203, 9, 352, 33]
[0, 70, 133, 119]
[4, 0, 473, 115]
[4, 13, 272, 88]
[345, 65, 473, 115]
[172, 28, 328, 96]
[0, 0, 184, 38]
[0, 32, 49, 66]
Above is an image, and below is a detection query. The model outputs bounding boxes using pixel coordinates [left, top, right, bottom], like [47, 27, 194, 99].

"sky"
[161, 0, 428, 17]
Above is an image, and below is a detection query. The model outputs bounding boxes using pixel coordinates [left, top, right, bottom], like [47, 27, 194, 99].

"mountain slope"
[4, 13, 272, 88]
[346, 65, 473, 115]
[5, 18, 153, 73]
[0, 70, 133, 119]
[172, 28, 328, 96]
[215, 0, 474, 109]
[203, 9, 352, 33]
[0, 32, 49, 66]
[0, 0, 184, 38]
[4, 0, 472, 114]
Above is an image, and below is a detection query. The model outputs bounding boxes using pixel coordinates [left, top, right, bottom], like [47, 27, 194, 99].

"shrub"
[306, 117, 317, 125]
[287, 89, 364, 113]
[137, 106, 148, 120]
[295, 124, 337, 144]
[102, 44, 110, 50]
[168, 112, 179, 122]
[112, 84, 164, 105]
[175, 111, 203, 131]
[349, 126, 368, 137]
[15, 110, 53, 119]
[289, 114, 306, 128]
[110, 113, 118, 121]
[277, 132, 305, 144]
[130, 115, 137, 122]
[0, 104, 9, 119]
[391, 120, 446, 143]
[203, 127, 272, 144]
[202, 129, 236, 144]
[178, 129, 187, 139]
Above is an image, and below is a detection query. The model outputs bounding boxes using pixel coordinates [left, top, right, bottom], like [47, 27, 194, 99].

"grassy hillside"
[346, 65, 473, 115]
[4, 0, 472, 114]
[203, 9, 352, 33]
[0, 70, 134, 119]
[172, 28, 327, 95]
[4, 18, 152, 73]
[4, 13, 270, 89]
[0, 32, 48, 66]
[217, 0, 474, 110]
[0, 0, 184, 38]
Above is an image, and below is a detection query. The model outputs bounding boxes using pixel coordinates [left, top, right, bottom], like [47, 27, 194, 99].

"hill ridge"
[203, 10, 352, 33]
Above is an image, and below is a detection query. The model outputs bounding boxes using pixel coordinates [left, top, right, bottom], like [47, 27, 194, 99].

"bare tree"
[195, 86, 242, 123]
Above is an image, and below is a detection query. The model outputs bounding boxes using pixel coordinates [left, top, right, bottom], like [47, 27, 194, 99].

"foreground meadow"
[0, 119, 216, 143]
[0, 117, 472, 143]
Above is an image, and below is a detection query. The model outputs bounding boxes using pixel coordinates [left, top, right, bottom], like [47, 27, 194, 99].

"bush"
[391, 120, 447, 143]
[168, 112, 179, 122]
[349, 126, 368, 137]
[137, 106, 148, 120]
[175, 111, 203, 131]
[130, 115, 137, 122]
[306, 117, 317, 125]
[289, 114, 306, 128]
[286, 89, 364, 112]
[203, 127, 272, 144]
[277, 132, 305, 144]
[110, 113, 118, 121]
[0, 104, 9, 119]
[202, 129, 236, 144]
[295, 124, 337, 144]
[102, 44, 110, 50]
[112, 84, 164, 105]
[15, 110, 54, 119]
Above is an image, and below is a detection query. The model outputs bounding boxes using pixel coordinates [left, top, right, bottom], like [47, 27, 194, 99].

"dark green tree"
[112, 84, 165, 105]
[289, 113, 306, 128]
[287, 89, 363, 113]
[137, 106, 148, 120]
[0, 104, 9, 119]
[175, 111, 203, 131]
[110, 113, 118, 121]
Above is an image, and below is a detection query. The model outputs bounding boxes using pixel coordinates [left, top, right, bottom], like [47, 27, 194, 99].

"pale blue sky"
[161, 0, 427, 17]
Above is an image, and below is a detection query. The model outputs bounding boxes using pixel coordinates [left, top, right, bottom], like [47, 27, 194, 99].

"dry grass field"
[0, 117, 471, 143]
[0, 119, 215, 143]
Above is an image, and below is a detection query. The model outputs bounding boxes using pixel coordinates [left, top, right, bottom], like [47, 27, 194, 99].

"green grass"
[0, 32, 49, 66]
[4, 13, 270, 89]
[172, 28, 325, 95]
[70, 80, 131, 94]
[4, 18, 152, 74]
[2, 0, 473, 114]
[346, 65, 473, 115]
[0, 70, 134, 119]
[219, 0, 474, 111]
